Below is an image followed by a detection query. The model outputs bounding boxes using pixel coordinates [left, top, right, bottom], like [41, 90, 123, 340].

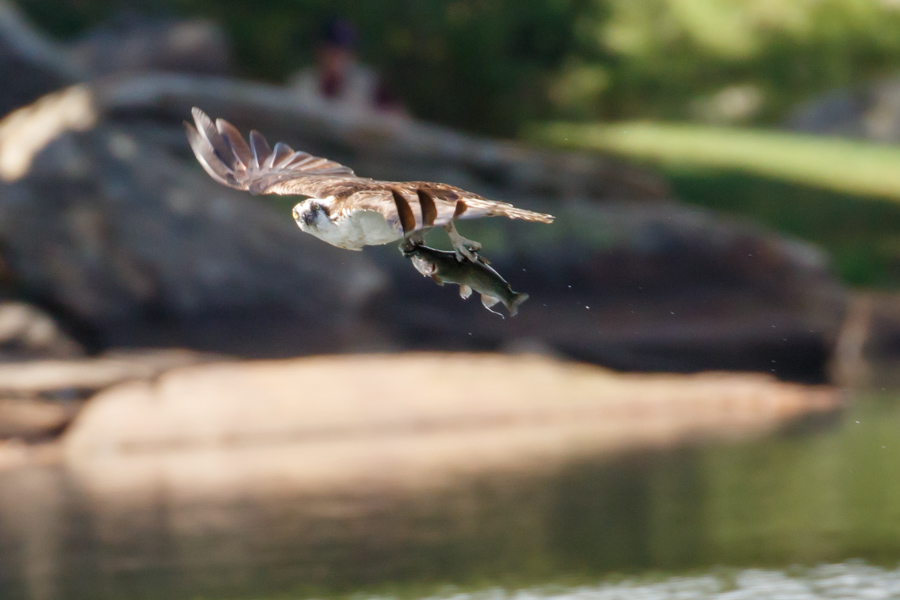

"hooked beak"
[294, 202, 322, 229]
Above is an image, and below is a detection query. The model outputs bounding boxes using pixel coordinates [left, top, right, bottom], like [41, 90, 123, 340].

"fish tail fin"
[507, 292, 529, 317]
[480, 294, 505, 319]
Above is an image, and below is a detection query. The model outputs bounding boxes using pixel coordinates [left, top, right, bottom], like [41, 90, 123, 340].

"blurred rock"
[0, 87, 386, 352]
[0, 0, 81, 118]
[63, 353, 840, 469]
[0, 398, 76, 440]
[0, 349, 218, 398]
[69, 13, 231, 77]
[830, 292, 900, 388]
[785, 78, 900, 143]
[0, 301, 83, 359]
[0, 85, 97, 181]
[0, 349, 216, 441]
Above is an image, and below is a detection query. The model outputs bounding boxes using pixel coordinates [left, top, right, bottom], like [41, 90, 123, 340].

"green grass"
[527, 122, 900, 288]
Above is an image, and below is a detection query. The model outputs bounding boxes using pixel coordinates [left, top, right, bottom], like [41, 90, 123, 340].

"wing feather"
[266, 142, 293, 170]
[215, 119, 253, 169]
[184, 120, 234, 186]
[248, 130, 272, 168]
[191, 108, 235, 171]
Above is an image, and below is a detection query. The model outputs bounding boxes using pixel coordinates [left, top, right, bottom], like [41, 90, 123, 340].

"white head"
[291, 196, 398, 250]
[292, 199, 337, 239]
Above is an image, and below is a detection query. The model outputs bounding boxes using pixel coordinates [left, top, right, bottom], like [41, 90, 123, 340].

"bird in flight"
[184, 108, 554, 261]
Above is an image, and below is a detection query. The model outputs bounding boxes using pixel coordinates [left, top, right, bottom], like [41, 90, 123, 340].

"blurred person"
[287, 18, 407, 117]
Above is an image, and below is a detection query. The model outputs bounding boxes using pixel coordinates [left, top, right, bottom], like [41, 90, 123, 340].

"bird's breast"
[313, 210, 402, 249]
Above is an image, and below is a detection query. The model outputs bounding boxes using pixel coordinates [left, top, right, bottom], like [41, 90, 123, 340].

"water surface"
[0, 390, 898, 600]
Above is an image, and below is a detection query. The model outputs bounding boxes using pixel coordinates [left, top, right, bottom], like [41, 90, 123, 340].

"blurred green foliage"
[14, 0, 900, 135]
[531, 121, 900, 287]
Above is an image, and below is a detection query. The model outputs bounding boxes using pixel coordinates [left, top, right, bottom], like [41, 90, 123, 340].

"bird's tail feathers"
[462, 198, 554, 223]
[497, 206, 555, 223]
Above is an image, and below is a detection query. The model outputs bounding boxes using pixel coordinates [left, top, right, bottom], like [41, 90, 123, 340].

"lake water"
[1, 390, 899, 600]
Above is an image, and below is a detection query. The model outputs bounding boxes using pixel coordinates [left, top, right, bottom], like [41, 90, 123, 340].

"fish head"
[410, 255, 438, 277]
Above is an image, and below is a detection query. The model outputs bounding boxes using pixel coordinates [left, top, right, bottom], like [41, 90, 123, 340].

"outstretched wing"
[184, 107, 554, 235]
[184, 107, 364, 198]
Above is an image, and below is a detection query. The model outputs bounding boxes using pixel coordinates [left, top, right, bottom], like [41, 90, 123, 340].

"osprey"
[184, 108, 554, 260]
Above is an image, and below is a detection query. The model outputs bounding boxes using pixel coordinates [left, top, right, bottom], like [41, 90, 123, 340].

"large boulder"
[0, 76, 848, 378]
[63, 353, 840, 462]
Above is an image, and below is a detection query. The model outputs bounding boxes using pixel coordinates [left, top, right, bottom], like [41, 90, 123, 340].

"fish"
[401, 242, 529, 317]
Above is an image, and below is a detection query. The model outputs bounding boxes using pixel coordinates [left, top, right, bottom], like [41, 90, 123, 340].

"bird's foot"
[444, 224, 482, 262]
[399, 232, 427, 256]
[452, 239, 481, 263]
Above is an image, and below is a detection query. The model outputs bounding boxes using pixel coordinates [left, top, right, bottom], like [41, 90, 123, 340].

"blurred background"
[1, 1, 900, 599]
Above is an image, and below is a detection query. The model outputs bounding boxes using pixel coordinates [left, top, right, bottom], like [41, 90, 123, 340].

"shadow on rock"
[0, 74, 848, 381]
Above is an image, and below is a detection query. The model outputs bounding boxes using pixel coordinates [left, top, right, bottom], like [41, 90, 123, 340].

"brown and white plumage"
[184, 108, 554, 255]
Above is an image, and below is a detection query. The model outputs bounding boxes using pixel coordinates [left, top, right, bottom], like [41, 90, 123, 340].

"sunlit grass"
[527, 121, 900, 288]
[531, 122, 900, 201]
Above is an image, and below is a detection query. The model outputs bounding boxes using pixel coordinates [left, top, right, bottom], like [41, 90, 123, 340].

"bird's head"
[293, 199, 332, 234]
